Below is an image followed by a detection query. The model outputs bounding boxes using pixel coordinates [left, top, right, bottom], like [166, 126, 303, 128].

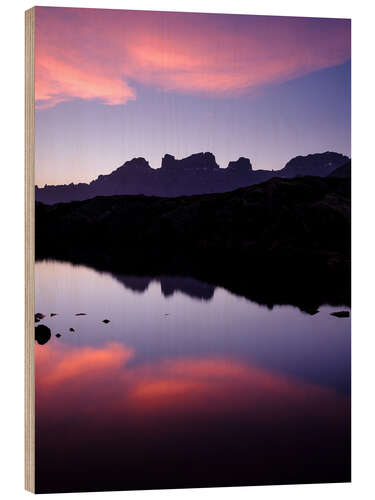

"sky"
[34, 7, 351, 187]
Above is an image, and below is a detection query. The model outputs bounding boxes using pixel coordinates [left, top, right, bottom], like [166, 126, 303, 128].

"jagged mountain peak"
[161, 152, 219, 170]
[227, 157, 253, 172]
[119, 157, 151, 170]
[280, 152, 350, 178]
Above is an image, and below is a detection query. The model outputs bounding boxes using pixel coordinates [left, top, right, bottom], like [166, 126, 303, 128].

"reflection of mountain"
[36, 175, 350, 313]
[112, 275, 151, 293]
[112, 274, 215, 301]
[160, 276, 215, 300]
[35, 151, 349, 204]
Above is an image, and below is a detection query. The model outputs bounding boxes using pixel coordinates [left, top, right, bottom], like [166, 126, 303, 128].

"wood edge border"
[25, 6, 35, 494]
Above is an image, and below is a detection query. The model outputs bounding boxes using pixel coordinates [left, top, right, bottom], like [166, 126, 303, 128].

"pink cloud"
[35, 7, 350, 109]
[36, 52, 136, 109]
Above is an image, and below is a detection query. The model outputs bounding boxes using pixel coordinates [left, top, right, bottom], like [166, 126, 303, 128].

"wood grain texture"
[25, 6, 35, 494]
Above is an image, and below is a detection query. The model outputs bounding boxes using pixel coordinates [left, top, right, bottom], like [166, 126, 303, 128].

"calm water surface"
[35, 260, 351, 493]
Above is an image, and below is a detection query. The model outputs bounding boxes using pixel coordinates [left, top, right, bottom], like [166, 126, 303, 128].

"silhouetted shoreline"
[36, 175, 350, 313]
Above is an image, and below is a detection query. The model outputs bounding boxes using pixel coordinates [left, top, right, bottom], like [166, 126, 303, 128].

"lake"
[35, 259, 351, 493]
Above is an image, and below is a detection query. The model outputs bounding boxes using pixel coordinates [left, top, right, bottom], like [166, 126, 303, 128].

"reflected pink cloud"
[38, 342, 134, 387]
[35, 7, 350, 109]
[35, 342, 348, 422]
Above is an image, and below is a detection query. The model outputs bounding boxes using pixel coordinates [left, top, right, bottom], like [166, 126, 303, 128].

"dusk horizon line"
[35, 150, 350, 188]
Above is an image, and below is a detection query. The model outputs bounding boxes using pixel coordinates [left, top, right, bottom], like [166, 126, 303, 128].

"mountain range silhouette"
[35, 151, 350, 204]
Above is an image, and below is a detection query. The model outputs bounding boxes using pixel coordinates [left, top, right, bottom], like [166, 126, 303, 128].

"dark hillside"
[36, 176, 350, 312]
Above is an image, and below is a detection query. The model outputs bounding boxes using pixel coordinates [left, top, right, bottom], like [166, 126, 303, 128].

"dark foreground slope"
[328, 160, 351, 178]
[36, 176, 350, 312]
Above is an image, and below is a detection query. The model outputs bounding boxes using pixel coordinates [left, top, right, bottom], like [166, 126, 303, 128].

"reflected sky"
[35, 260, 350, 492]
[36, 260, 350, 393]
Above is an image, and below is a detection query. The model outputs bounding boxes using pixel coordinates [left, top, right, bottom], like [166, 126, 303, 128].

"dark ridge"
[328, 161, 351, 178]
[278, 152, 349, 178]
[36, 175, 350, 312]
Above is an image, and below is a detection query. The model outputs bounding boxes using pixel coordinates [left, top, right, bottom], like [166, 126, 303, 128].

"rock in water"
[35, 325, 51, 345]
[50, 313, 57, 317]
[55, 333, 61, 338]
[303, 308, 320, 316]
[69, 327, 75, 332]
[75, 313, 87, 316]
[102, 319, 110, 324]
[331, 311, 350, 318]
[35, 312, 45, 321]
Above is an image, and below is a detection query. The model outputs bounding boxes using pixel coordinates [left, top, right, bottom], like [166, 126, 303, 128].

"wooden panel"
[25, 6, 35, 494]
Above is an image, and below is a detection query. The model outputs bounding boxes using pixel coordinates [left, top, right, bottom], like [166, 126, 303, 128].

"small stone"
[75, 313, 87, 316]
[50, 313, 57, 317]
[331, 311, 350, 318]
[35, 324, 51, 345]
[35, 313, 45, 321]
[56, 333, 61, 338]
[102, 319, 110, 324]
[69, 327, 75, 332]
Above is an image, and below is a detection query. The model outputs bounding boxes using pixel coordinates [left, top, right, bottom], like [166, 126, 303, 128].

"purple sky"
[34, 8, 351, 186]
